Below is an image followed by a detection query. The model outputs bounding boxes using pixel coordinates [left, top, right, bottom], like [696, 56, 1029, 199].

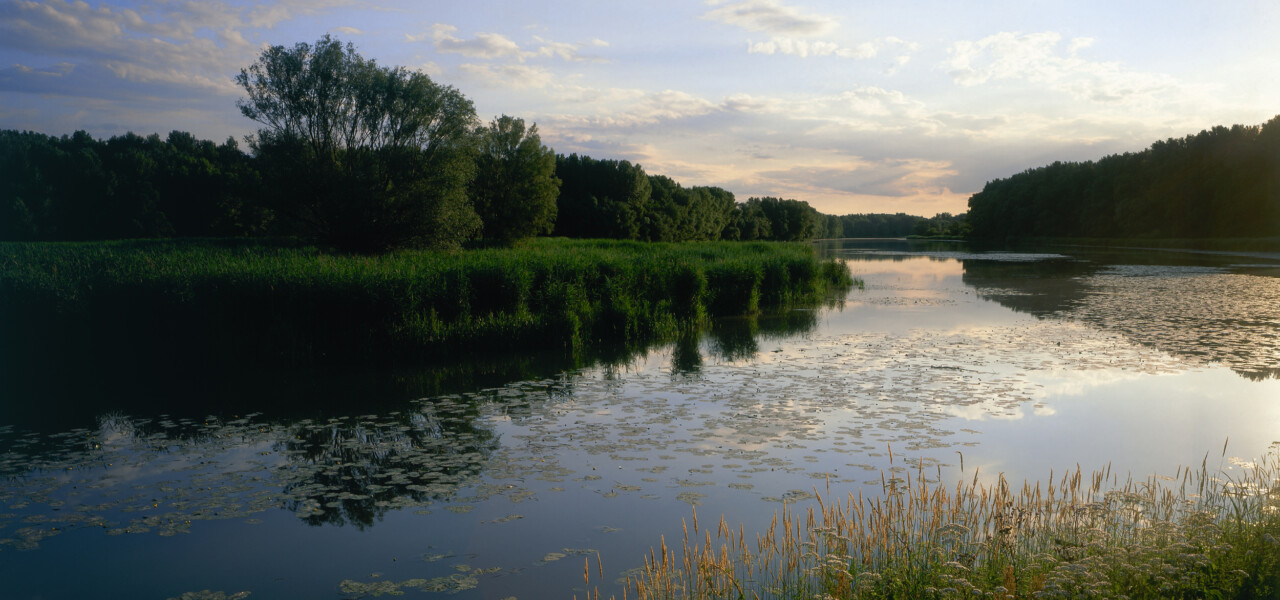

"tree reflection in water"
[277, 401, 498, 529]
[0, 303, 825, 546]
[960, 253, 1280, 381]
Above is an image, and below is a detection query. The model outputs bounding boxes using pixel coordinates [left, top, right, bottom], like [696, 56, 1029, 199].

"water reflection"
[0, 307, 823, 551]
[826, 240, 1280, 381]
[4, 241, 1278, 600]
[278, 407, 499, 530]
[960, 254, 1280, 381]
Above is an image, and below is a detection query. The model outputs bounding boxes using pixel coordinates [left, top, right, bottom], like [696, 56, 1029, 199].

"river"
[1, 239, 1277, 599]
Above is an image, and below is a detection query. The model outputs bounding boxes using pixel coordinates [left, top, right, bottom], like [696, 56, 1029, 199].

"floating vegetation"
[965, 258, 1280, 380]
[165, 592, 250, 600]
[1066, 267, 1280, 380]
[338, 573, 483, 597]
[675, 492, 706, 506]
[616, 446, 1280, 600]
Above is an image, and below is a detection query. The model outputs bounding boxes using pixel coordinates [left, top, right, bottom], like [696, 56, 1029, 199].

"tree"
[470, 116, 560, 245]
[553, 154, 651, 239]
[236, 35, 481, 251]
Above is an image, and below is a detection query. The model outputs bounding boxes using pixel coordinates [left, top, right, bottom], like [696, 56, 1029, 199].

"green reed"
[607, 445, 1280, 600]
[0, 238, 855, 366]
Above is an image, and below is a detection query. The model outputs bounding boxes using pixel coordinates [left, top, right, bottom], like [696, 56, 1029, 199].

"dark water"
[2, 240, 1278, 599]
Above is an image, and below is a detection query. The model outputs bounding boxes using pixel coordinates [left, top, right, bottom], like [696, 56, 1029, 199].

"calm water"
[2, 240, 1279, 599]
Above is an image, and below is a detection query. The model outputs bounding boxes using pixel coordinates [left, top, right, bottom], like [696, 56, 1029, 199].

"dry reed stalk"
[616, 446, 1280, 600]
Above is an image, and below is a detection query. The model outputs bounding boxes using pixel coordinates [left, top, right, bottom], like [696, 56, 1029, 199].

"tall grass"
[0, 238, 854, 367]
[606, 446, 1280, 600]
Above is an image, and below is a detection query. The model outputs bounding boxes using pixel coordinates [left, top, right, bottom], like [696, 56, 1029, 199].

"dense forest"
[0, 36, 952, 249]
[968, 116, 1280, 240]
[0, 128, 951, 246]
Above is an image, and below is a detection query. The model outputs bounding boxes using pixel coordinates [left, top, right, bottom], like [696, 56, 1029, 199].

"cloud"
[702, 0, 838, 36]
[424, 24, 523, 60]
[760, 158, 959, 198]
[748, 37, 872, 58]
[748, 36, 918, 62]
[331, 26, 363, 35]
[942, 31, 1179, 104]
[547, 89, 720, 129]
[416, 24, 609, 63]
[532, 36, 608, 63]
[0, 0, 366, 98]
[457, 63, 555, 89]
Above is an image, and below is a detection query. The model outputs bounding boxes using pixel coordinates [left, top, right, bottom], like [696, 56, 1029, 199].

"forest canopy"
[967, 116, 1280, 240]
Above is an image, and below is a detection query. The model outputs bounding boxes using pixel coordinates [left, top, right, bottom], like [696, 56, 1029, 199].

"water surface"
[2, 240, 1278, 599]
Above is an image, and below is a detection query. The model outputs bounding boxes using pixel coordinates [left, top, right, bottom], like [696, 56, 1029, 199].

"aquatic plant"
[0, 238, 856, 371]
[609, 445, 1280, 599]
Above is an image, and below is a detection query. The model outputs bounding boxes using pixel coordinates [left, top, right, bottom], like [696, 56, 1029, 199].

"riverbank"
[619, 448, 1280, 600]
[0, 238, 854, 370]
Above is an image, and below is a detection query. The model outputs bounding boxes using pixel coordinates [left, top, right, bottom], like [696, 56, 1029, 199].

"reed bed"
[0, 238, 854, 367]
[605, 445, 1280, 599]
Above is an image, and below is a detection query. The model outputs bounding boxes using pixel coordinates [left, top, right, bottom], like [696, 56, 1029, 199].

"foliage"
[0, 129, 268, 241]
[644, 176, 737, 242]
[749, 197, 821, 241]
[553, 153, 653, 239]
[470, 115, 560, 244]
[0, 238, 854, 368]
[236, 35, 481, 251]
[968, 116, 1280, 240]
[909, 212, 971, 238]
[618, 447, 1280, 600]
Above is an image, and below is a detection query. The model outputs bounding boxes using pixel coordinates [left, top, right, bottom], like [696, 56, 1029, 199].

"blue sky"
[2, 0, 1277, 216]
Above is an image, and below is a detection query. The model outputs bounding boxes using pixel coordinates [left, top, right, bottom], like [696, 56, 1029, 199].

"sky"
[2, 1, 1278, 216]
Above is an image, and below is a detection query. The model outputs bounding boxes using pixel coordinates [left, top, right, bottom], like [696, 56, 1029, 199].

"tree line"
[0, 127, 877, 246]
[967, 116, 1280, 240]
[0, 36, 952, 249]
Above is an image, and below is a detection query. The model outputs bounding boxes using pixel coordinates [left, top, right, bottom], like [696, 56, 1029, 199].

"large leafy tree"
[470, 116, 560, 245]
[237, 35, 481, 251]
[553, 154, 651, 239]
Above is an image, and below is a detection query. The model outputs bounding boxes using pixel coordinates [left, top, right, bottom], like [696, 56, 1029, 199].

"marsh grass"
[0, 238, 854, 368]
[607, 445, 1280, 600]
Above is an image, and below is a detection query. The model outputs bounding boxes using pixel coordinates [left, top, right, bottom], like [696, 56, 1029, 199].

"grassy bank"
[611, 447, 1280, 600]
[0, 238, 853, 368]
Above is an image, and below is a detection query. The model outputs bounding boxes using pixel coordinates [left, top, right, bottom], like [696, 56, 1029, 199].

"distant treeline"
[0, 128, 954, 245]
[968, 116, 1280, 240]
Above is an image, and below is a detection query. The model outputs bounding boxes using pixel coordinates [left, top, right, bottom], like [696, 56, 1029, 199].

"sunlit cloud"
[413, 24, 610, 64]
[423, 24, 523, 60]
[942, 31, 1180, 105]
[747, 36, 918, 61]
[702, 0, 839, 36]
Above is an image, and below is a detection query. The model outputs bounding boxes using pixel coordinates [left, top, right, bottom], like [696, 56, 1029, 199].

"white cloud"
[532, 36, 608, 63]
[747, 36, 916, 60]
[702, 0, 838, 36]
[942, 31, 1180, 105]
[457, 63, 554, 89]
[0, 0, 363, 99]
[331, 26, 363, 35]
[416, 25, 608, 63]
[425, 24, 523, 60]
[761, 157, 959, 198]
[548, 89, 720, 129]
